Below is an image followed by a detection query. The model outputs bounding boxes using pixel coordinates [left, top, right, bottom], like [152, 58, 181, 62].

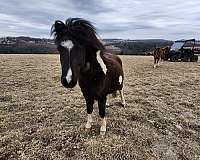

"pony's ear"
[51, 20, 66, 39]
[54, 20, 65, 32]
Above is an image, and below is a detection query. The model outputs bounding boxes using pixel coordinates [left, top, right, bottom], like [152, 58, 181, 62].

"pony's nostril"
[61, 77, 66, 83]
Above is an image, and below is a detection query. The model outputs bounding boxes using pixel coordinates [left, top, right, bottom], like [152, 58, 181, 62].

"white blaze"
[61, 40, 74, 52]
[96, 50, 107, 74]
[61, 40, 74, 83]
[66, 68, 72, 83]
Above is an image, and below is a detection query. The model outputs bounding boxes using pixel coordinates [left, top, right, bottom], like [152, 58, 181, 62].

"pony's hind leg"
[85, 98, 94, 129]
[154, 58, 157, 68]
[119, 90, 125, 106]
[157, 58, 160, 66]
[98, 97, 107, 135]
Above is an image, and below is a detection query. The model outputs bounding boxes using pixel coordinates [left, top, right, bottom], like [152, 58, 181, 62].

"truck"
[167, 39, 198, 62]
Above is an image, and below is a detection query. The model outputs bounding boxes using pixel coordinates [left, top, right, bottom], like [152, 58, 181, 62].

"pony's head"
[51, 18, 104, 88]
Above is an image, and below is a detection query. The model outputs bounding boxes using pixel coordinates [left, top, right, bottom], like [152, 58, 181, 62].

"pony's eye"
[58, 46, 69, 53]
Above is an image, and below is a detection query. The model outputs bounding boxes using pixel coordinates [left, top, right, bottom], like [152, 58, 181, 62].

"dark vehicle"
[167, 39, 198, 62]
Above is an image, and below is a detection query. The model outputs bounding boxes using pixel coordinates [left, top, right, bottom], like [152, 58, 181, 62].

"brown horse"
[153, 46, 170, 68]
[160, 46, 170, 61]
[153, 47, 161, 68]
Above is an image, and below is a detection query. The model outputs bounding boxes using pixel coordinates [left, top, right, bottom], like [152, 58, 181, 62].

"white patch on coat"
[106, 94, 110, 106]
[100, 117, 106, 135]
[119, 75, 123, 84]
[96, 50, 107, 74]
[119, 90, 126, 106]
[66, 67, 72, 83]
[85, 114, 93, 129]
[61, 40, 74, 51]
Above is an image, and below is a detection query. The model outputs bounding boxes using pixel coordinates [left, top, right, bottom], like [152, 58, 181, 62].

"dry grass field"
[0, 54, 200, 160]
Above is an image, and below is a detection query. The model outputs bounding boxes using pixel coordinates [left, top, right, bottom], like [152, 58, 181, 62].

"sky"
[0, 0, 200, 40]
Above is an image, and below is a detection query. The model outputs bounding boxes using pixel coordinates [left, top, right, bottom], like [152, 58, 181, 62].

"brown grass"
[0, 54, 200, 160]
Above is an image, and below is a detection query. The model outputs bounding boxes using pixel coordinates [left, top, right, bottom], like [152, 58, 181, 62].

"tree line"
[0, 37, 172, 55]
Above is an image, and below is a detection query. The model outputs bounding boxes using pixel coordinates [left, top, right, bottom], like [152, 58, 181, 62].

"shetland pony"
[51, 18, 125, 135]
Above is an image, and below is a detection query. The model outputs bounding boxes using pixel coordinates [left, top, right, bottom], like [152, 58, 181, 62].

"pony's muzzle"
[61, 76, 76, 88]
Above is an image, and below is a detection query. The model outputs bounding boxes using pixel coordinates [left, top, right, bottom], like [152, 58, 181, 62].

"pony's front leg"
[154, 58, 157, 68]
[98, 97, 107, 135]
[85, 98, 94, 129]
[106, 94, 111, 107]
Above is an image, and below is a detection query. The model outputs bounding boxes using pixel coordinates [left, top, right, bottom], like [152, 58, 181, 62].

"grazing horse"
[51, 18, 125, 135]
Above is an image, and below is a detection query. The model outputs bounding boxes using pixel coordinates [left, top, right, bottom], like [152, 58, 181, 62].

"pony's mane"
[51, 18, 105, 51]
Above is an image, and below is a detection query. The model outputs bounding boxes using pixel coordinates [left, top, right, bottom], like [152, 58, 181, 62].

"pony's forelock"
[51, 18, 105, 51]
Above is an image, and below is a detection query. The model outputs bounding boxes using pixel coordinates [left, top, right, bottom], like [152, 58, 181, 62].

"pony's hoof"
[106, 103, 110, 108]
[100, 131, 106, 136]
[121, 102, 125, 107]
[85, 128, 90, 133]
[85, 123, 91, 130]
[100, 126, 106, 135]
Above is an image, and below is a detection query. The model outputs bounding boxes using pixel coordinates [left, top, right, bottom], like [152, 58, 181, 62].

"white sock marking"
[96, 50, 107, 74]
[100, 117, 106, 134]
[66, 67, 72, 83]
[106, 94, 110, 106]
[119, 90, 125, 106]
[85, 114, 93, 129]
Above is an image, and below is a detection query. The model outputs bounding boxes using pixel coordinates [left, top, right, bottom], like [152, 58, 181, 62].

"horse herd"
[51, 18, 171, 135]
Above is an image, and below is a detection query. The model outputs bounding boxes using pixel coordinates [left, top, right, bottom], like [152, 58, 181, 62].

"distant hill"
[0, 37, 57, 54]
[0, 36, 173, 54]
[103, 39, 173, 55]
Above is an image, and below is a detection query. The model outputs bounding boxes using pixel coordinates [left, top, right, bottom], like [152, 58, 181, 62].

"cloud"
[0, 0, 200, 40]
[68, 0, 114, 14]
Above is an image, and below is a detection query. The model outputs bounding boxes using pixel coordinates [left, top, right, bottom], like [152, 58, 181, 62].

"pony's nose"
[61, 76, 76, 88]
[65, 68, 72, 83]
[65, 75, 72, 83]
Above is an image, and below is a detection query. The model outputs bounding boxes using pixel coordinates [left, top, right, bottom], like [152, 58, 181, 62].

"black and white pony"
[51, 18, 125, 135]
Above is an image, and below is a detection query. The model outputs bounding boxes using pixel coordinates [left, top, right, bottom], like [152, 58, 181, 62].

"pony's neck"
[85, 47, 98, 63]
[83, 47, 105, 77]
